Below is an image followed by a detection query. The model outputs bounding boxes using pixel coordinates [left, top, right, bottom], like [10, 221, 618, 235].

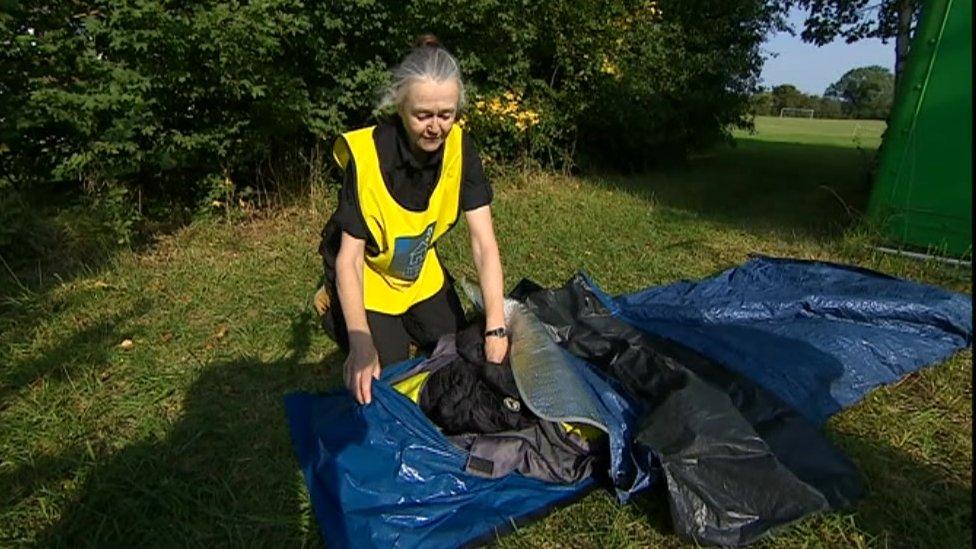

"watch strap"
[484, 326, 508, 338]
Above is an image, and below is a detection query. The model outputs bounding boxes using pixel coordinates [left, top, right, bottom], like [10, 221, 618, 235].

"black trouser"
[321, 277, 467, 366]
[367, 282, 467, 365]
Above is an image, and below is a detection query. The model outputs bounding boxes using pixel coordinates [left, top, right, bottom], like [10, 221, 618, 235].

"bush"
[1, 0, 787, 246]
[0, 183, 30, 252]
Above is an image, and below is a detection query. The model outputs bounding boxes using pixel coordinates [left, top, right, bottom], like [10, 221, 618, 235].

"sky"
[760, 7, 896, 96]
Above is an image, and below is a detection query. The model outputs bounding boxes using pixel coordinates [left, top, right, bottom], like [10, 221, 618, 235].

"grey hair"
[375, 42, 467, 115]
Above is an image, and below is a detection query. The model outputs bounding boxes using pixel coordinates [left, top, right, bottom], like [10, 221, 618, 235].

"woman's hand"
[344, 332, 380, 405]
[484, 334, 508, 364]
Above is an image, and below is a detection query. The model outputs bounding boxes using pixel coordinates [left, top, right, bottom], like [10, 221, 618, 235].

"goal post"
[779, 107, 815, 119]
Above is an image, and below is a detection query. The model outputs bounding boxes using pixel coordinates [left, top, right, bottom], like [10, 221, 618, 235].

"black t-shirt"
[318, 118, 492, 278]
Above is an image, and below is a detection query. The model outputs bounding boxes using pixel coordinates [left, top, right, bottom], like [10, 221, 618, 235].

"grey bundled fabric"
[450, 420, 597, 483]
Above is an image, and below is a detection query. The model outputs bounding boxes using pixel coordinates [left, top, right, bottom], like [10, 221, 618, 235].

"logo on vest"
[389, 224, 436, 281]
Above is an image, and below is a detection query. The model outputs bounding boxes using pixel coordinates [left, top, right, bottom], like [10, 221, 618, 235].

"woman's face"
[399, 78, 460, 156]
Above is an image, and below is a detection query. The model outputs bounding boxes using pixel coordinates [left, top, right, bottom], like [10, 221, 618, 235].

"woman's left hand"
[484, 335, 509, 364]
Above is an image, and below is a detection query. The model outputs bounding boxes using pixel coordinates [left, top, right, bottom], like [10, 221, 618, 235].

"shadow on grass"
[830, 431, 972, 548]
[25, 312, 343, 546]
[0, 301, 151, 407]
[588, 140, 877, 240]
[0, 202, 192, 408]
[0, 198, 172, 304]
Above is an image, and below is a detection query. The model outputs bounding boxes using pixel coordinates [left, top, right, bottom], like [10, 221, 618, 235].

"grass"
[735, 115, 888, 150]
[1, 116, 970, 547]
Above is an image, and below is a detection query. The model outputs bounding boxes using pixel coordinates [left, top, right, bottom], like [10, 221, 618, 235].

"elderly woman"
[316, 36, 507, 405]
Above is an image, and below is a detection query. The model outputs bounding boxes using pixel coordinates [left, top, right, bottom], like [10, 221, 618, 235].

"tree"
[813, 96, 845, 118]
[770, 84, 815, 112]
[825, 65, 894, 119]
[750, 90, 776, 115]
[784, 0, 921, 88]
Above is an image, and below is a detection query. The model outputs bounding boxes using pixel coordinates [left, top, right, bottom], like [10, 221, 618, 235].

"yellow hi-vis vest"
[332, 125, 463, 315]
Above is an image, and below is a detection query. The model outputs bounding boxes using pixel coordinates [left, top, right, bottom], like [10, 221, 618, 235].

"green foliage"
[750, 91, 775, 116]
[813, 95, 846, 118]
[88, 183, 142, 245]
[772, 84, 814, 110]
[1, 0, 789, 248]
[784, 0, 921, 45]
[826, 65, 895, 120]
[572, 0, 789, 168]
[0, 0, 294, 213]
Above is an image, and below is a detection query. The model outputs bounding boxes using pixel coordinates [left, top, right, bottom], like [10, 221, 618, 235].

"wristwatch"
[484, 326, 508, 338]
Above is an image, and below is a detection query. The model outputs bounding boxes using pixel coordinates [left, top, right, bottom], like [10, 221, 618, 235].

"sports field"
[735, 115, 887, 149]
[0, 117, 969, 547]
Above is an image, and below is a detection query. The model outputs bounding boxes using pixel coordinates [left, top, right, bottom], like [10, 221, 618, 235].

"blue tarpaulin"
[285, 348, 647, 549]
[611, 255, 972, 424]
[285, 256, 971, 547]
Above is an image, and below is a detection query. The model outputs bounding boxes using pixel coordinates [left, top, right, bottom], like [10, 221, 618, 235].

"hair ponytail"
[415, 33, 441, 49]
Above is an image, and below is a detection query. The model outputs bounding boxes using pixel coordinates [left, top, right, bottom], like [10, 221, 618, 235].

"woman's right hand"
[344, 334, 380, 405]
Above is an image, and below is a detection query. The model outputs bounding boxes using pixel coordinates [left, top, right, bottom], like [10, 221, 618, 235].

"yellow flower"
[471, 90, 544, 129]
[600, 56, 619, 76]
